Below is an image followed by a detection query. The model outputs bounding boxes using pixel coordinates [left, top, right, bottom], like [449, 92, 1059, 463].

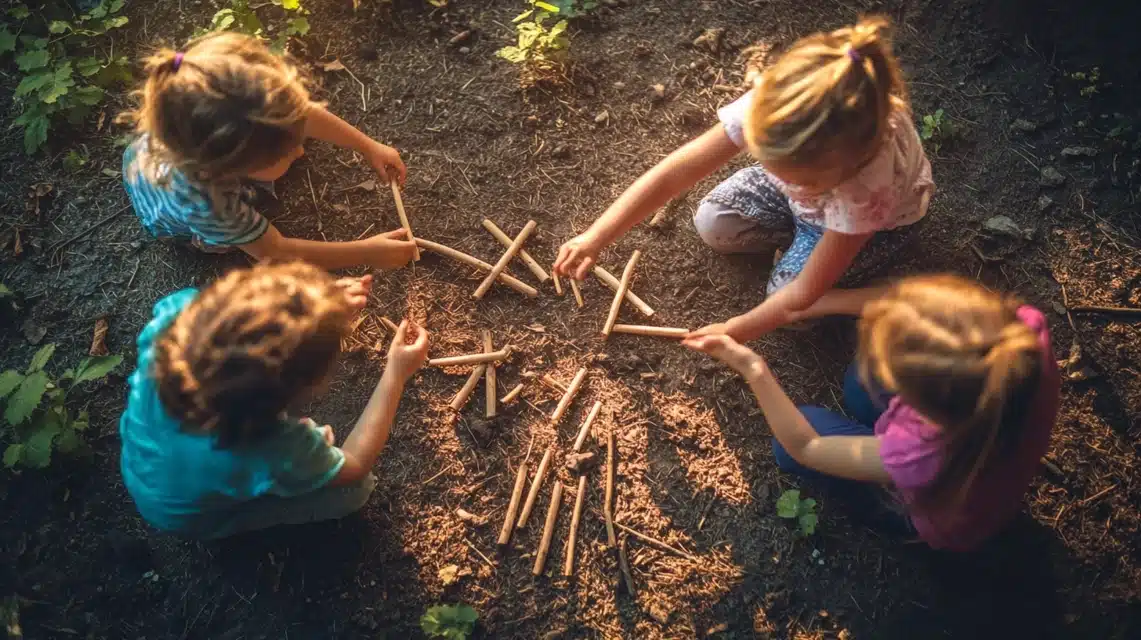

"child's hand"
[367, 142, 407, 187]
[682, 333, 766, 378]
[335, 274, 373, 311]
[686, 322, 731, 339]
[363, 228, 417, 270]
[320, 424, 335, 445]
[554, 232, 604, 280]
[386, 320, 430, 381]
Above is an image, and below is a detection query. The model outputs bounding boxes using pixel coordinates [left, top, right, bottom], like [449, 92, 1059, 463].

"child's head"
[123, 32, 310, 181]
[745, 16, 906, 191]
[857, 275, 1043, 508]
[153, 262, 354, 448]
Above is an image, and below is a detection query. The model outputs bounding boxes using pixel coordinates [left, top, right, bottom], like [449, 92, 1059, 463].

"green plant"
[420, 603, 478, 640]
[496, 3, 569, 70]
[776, 489, 818, 536]
[1069, 67, 1102, 98]
[0, 596, 20, 639]
[1, 1, 133, 154]
[200, 0, 310, 54]
[1, 344, 122, 470]
[920, 108, 953, 153]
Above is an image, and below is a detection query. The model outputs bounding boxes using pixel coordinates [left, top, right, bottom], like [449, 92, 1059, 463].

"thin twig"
[1069, 305, 1141, 318]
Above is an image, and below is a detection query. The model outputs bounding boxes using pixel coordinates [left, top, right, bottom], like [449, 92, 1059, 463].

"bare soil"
[1, 0, 1139, 638]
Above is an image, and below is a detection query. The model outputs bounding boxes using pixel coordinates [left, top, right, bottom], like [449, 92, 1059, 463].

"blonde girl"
[554, 17, 933, 340]
[684, 275, 1061, 550]
[121, 33, 415, 269]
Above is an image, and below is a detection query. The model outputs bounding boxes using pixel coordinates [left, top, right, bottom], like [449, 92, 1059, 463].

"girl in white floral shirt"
[554, 16, 933, 340]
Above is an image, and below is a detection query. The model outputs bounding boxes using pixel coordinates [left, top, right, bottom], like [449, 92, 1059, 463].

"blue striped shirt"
[122, 136, 269, 248]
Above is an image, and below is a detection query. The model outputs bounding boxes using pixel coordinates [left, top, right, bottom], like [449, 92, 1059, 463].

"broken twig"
[498, 461, 530, 546]
[532, 481, 564, 576]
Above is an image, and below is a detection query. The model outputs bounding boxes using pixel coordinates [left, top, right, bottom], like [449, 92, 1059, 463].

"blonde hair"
[120, 32, 311, 181]
[745, 16, 907, 175]
[858, 275, 1043, 510]
[154, 262, 354, 448]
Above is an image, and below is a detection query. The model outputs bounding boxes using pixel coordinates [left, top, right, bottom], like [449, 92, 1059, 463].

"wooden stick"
[498, 461, 530, 546]
[614, 521, 700, 562]
[429, 348, 511, 367]
[415, 238, 538, 297]
[500, 383, 524, 404]
[552, 271, 563, 296]
[572, 401, 603, 452]
[450, 364, 487, 411]
[473, 220, 537, 300]
[1069, 305, 1141, 318]
[532, 481, 564, 575]
[612, 324, 689, 339]
[617, 535, 637, 595]
[517, 445, 554, 528]
[593, 266, 654, 317]
[379, 316, 400, 333]
[602, 250, 642, 337]
[482, 219, 550, 282]
[569, 278, 584, 307]
[563, 474, 588, 577]
[483, 330, 497, 419]
[551, 367, 588, 425]
[541, 374, 567, 393]
[389, 181, 420, 260]
[604, 431, 617, 547]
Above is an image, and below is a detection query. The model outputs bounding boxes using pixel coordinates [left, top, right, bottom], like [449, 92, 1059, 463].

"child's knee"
[694, 200, 760, 254]
[345, 473, 378, 512]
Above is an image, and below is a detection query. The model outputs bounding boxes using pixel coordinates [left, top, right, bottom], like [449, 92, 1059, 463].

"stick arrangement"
[532, 481, 564, 575]
[450, 365, 487, 411]
[605, 431, 617, 547]
[602, 250, 642, 337]
[564, 475, 587, 576]
[594, 266, 654, 317]
[552, 271, 563, 296]
[569, 278, 584, 308]
[483, 219, 550, 283]
[612, 324, 689, 339]
[416, 238, 538, 297]
[572, 401, 602, 452]
[517, 445, 554, 528]
[389, 181, 420, 260]
[483, 330, 497, 418]
[500, 383, 524, 404]
[428, 348, 511, 367]
[498, 461, 530, 547]
[551, 367, 588, 425]
[474, 220, 537, 300]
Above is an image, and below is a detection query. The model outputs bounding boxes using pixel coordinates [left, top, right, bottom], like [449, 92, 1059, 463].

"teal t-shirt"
[119, 289, 345, 537]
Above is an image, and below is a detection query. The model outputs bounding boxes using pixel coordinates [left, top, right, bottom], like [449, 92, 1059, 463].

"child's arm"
[684, 334, 890, 483]
[554, 125, 741, 279]
[304, 104, 406, 184]
[694, 229, 872, 341]
[330, 320, 429, 486]
[787, 284, 890, 322]
[242, 226, 416, 271]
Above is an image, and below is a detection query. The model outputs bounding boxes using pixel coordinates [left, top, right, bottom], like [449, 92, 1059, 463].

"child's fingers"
[392, 319, 409, 345]
[384, 228, 409, 239]
[573, 256, 595, 281]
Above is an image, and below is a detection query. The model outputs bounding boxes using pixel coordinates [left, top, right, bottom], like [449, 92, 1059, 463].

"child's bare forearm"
[789, 286, 888, 322]
[272, 237, 376, 270]
[341, 368, 406, 468]
[305, 105, 374, 153]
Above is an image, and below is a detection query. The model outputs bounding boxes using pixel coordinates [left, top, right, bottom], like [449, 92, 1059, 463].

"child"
[554, 17, 933, 340]
[120, 32, 416, 270]
[119, 262, 429, 539]
[683, 275, 1060, 551]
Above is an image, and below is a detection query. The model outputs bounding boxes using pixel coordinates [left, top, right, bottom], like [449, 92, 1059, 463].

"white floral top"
[718, 90, 934, 235]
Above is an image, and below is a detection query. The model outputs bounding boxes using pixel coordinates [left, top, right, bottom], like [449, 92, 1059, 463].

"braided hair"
[153, 262, 353, 448]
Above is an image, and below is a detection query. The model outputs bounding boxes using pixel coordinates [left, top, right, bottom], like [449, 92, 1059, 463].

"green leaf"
[73, 354, 123, 384]
[0, 370, 24, 398]
[799, 512, 818, 535]
[39, 62, 76, 105]
[935, 108, 944, 119]
[801, 498, 816, 511]
[49, 20, 71, 34]
[286, 17, 310, 36]
[27, 344, 55, 373]
[495, 46, 527, 63]
[5, 370, 49, 425]
[76, 56, 102, 77]
[0, 27, 18, 54]
[548, 19, 568, 38]
[73, 410, 89, 431]
[21, 113, 50, 154]
[8, 5, 30, 20]
[512, 9, 535, 23]
[72, 85, 103, 106]
[776, 489, 800, 518]
[15, 47, 50, 72]
[14, 71, 52, 98]
[109, 0, 126, 12]
[3, 444, 23, 468]
[102, 16, 129, 30]
[55, 427, 82, 454]
[24, 418, 62, 469]
[535, 1, 560, 12]
[280, 0, 302, 10]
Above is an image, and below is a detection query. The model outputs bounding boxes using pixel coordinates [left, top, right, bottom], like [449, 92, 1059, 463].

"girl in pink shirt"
[554, 17, 933, 340]
[684, 275, 1061, 550]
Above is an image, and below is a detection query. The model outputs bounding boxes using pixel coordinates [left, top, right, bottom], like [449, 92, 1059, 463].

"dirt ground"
[2, 0, 1140, 638]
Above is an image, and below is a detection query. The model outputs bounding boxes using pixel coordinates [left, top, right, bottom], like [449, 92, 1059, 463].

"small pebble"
[1040, 166, 1066, 187]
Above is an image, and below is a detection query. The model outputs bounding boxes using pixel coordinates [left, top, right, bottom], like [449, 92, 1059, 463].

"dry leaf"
[90, 317, 109, 356]
[322, 59, 347, 72]
[438, 564, 460, 586]
[526, 324, 546, 333]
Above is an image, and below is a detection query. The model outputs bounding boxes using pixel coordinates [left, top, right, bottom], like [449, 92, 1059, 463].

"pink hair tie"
[172, 52, 184, 71]
[847, 46, 862, 63]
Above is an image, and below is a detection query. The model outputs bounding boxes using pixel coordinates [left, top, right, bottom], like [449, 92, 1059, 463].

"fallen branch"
[473, 220, 537, 299]
[450, 365, 487, 411]
[482, 219, 550, 282]
[614, 521, 699, 562]
[551, 367, 588, 425]
[416, 238, 538, 297]
[429, 348, 511, 367]
[563, 474, 588, 577]
[572, 401, 603, 452]
[612, 324, 688, 338]
[604, 431, 617, 547]
[483, 330, 497, 418]
[48, 203, 131, 255]
[517, 445, 554, 528]
[532, 481, 564, 576]
[1069, 305, 1141, 318]
[593, 266, 654, 317]
[602, 250, 642, 337]
[498, 460, 530, 547]
[500, 383, 524, 404]
[569, 278, 584, 307]
[389, 181, 420, 260]
[617, 535, 637, 595]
